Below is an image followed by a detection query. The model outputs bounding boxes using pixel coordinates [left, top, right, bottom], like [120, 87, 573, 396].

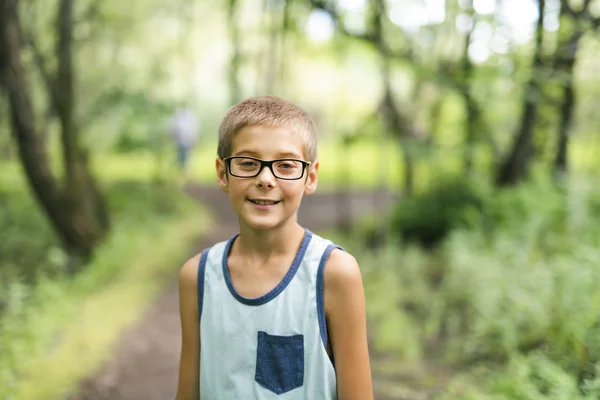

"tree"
[227, 0, 242, 105]
[496, 0, 547, 186]
[372, 0, 415, 196]
[553, 0, 600, 178]
[0, 0, 110, 269]
[457, 0, 480, 175]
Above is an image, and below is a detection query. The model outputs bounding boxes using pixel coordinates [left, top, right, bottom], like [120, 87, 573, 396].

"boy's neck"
[236, 220, 306, 257]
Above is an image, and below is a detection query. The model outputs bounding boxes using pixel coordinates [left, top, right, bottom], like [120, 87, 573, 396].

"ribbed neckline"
[221, 229, 313, 306]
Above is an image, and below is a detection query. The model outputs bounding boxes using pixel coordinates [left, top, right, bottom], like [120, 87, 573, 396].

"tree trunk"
[554, 79, 573, 176]
[57, 0, 79, 189]
[398, 135, 414, 196]
[374, 0, 414, 196]
[264, 0, 279, 94]
[255, 0, 269, 94]
[553, 34, 581, 177]
[379, 86, 414, 196]
[496, 0, 546, 186]
[553, 0, 589, 178]
[227, 0, 242, 105]
[278, 0, 291, 96]
[0, 0, 109, 267]
[460, 2, 478, 175]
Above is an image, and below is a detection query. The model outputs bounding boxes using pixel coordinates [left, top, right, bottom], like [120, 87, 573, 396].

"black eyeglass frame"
[222, 156, 312, 181]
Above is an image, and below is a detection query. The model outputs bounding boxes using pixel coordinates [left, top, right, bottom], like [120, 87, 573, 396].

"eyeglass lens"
[229, 157, 305, 179]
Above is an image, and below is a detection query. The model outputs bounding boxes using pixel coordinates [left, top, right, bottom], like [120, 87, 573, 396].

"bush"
[350, 174, 600, 397]
[0, 186, 61, 286]
[439, 354, 600, 400]
[390, 177, 484, 247]
[0, 179, 208, 399]
[388, 174, 580, 250]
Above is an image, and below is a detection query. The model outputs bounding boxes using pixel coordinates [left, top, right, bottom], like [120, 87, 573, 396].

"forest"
[1, 0, 600, 398]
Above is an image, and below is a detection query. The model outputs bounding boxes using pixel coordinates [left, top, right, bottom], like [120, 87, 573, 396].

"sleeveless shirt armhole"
[197, 248, 210, 322]
[316, 244, 344, 349]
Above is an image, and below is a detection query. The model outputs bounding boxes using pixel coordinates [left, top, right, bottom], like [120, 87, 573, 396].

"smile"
[248, 199, 280, 205]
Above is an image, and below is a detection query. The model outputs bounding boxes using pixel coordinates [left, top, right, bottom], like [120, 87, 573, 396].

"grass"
[0, 161, 211, 400]
[10, 206, 208, 400]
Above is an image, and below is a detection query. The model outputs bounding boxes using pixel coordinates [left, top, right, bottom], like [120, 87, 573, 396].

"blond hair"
[217, 96, 318, 162]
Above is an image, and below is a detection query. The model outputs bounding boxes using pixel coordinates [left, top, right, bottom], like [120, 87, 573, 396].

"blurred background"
[1, 0, 600, 399]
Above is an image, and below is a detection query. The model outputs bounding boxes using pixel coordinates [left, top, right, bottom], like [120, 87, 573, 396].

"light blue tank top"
[197, 229, 339, 399]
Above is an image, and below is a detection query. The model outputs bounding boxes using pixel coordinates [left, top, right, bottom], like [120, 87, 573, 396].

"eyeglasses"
[223, 156, 312, 180]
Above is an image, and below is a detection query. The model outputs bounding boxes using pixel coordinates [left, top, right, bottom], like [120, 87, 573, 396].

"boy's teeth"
[252, 200, 276, 205]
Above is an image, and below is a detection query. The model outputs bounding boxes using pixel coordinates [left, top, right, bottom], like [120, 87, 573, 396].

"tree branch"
[561, 0, 588, 18]
[74, 1, 100, 25]
[307, 0, 464, 93]
[561, 0, 599, 29]
[308, 0, 408, 58]
[560, 0, 576, 18]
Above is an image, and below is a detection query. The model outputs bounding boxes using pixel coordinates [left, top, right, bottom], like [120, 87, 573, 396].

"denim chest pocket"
[255, 331, 304, 395]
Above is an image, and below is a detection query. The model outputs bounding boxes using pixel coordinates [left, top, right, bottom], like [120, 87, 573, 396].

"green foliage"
[439, 354, 600, 400]
[358, 243, 432, 361]
[0, 164, 208, 398]
[105, 90, 174, 154]
[0, 186, 61, 283]
[349, 174, 600, 398]
[0, 174, 184, 289]
[390, 177, 484, 247]
[438, 355, 600, 400]
[481, 175, 568, 238]
[436, 177, 600, 366]
[489, 353, 591, 400]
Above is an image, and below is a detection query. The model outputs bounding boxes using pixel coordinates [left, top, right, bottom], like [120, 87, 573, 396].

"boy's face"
[216, 124, 318, 232]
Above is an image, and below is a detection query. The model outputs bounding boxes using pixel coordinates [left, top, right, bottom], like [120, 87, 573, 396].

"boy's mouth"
[248, 199, 280, 205]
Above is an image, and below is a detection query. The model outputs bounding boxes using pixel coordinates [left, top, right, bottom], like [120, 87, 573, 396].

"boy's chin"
[241, 215, 290, 232]
[244, 220, 281, 232]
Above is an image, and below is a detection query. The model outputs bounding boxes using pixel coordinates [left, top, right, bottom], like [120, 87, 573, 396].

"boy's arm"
[325, 249, 373, 400]
[175, 256, 201, 400]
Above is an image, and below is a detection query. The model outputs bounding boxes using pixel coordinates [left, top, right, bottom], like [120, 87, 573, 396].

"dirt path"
[70, 183, 399, 400]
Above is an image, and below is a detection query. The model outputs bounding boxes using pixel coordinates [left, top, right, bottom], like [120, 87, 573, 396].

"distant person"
[169, 106, 200, 178]
[175, 96, 373, 400]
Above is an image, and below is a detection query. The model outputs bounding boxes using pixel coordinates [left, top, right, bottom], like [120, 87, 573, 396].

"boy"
[175, 96, 373, 399]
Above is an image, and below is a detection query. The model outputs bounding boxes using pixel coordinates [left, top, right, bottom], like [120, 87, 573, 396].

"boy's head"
[217, 96, 318, 162]
[215, 96, 319, 232]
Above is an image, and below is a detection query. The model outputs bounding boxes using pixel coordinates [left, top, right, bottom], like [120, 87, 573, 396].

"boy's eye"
[236, 159, 260, 168]
[275, 161, 299, 169]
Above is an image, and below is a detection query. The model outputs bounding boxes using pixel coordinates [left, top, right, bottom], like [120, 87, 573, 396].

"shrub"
[390, 177, 484, 247]
[351, 174, 600, 397]
[0, 179, 207, 399]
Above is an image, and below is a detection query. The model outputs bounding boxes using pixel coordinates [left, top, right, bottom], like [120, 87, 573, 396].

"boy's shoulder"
[178, 252, 202, 287]
[178, 237, 231, 283]
[303, 231, 361, 284]
[323, 245, 362, 291]
[325, 246, 359, 274]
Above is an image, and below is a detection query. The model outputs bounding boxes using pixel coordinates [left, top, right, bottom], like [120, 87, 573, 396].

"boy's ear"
[216, 158, 229, 192]
[304, 160, 318, 196]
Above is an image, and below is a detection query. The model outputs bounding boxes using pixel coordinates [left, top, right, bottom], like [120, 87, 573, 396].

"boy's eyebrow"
[276, 152, 304, 158]
[233, 150, 304, 159]
[233, 149, 260, 156]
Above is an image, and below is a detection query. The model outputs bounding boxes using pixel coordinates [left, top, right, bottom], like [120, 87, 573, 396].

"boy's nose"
[256, 165, 277, 187]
